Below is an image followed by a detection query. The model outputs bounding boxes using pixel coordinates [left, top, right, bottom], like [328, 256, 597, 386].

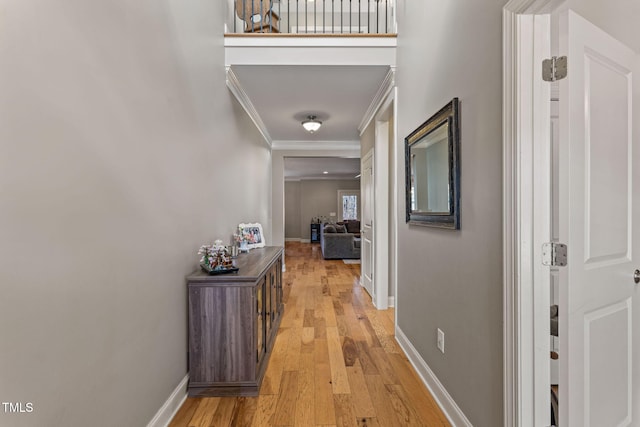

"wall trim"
[285, 237, 301, 242]
[226, 66, 272, 147]
[358, 67, 396, 135]
[395, 327, 472, 427]
[272, 140, 360, 151]
[387, 296, 395, 307]
[300, 239, 311, 243]
[146, 374, 189, 427]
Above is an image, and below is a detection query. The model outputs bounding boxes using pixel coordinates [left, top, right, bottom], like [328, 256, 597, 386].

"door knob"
[634, 269, 640, 284]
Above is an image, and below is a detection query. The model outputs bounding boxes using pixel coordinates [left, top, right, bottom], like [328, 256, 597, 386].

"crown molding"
[358, 66, 396, 135]
[226, 66, 272, 147]
[271, 140, 360, 151]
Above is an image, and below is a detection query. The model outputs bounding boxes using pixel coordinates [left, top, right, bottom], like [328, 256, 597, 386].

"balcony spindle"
[323, 0, 326, 33]
[376, 0, 379, 34]
[385, 0, 388, 33]
[349, 0, 352, 33]
[367, 0, 370, 33]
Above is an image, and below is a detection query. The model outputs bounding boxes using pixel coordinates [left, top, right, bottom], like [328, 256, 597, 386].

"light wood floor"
[169, 242, 450, 427]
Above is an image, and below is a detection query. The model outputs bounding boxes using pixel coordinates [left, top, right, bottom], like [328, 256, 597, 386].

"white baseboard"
[285, 237, 301, 242]
[388, 296, 395, 307]
[300, 239, 311, 243]
[395, 327, 472, 427]
[147, 374, 189, 427]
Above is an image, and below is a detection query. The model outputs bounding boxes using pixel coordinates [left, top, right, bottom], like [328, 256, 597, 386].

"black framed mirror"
[405, 98, 460, 229]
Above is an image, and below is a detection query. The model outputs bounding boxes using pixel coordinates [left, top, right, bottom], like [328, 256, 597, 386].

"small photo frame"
[238, 223, 265, 249]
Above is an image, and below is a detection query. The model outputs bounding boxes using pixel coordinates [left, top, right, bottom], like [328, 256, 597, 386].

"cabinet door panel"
[256, 278, 266, 363]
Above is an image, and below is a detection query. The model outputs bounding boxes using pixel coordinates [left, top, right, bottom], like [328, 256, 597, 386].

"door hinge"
[542, 56, 567, 82]
[542, 243, 568, 267]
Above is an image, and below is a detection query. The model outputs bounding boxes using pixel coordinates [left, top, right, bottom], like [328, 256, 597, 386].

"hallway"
[169, 242, 450, 426]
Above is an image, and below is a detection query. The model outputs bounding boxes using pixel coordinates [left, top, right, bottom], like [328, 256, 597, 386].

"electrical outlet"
[437, 328, 445, 353]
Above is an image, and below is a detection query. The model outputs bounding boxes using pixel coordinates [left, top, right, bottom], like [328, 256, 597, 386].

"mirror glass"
[410, 121, 450, 214]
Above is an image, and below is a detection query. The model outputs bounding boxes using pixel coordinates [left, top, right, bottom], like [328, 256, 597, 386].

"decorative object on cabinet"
[405, 98, 461, 229]
[235, 223, 265, 250]
[197, 242, 237, 274]
[187, 246, 284, 397]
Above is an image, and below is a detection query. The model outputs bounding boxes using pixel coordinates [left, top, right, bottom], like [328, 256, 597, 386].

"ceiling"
[284, 157, 360, 180]
[231, 65, 390, 142]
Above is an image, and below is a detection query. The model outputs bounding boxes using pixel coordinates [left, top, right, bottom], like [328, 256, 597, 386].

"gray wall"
[395, 1, 505, 426]
[285, 181, 302, 238]
[0, 1, 271, 426]
[297, 180, 361, 240]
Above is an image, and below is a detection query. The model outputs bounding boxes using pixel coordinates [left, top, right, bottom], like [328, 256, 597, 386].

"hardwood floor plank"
[301, 326, 315, 353]
[304, 309, 316, 327]
[251, 395, 278, 427]
[315, 339, 336, 425]
[356, 417, 381, 427]
[168, 397, 202, 427]
[327, 326, 351, 394]
[261, 327, 291, 395]
[229, 397, 259, 427]
[188, 397, 220, 427]
[273, 371, 299, 425]
[386, 353, 451, 426]
[363, 375, 403, 427]
[323, 296, 338, 327]
[354, 341, 379, 375]
[283, 327, 302, 371]
[341, 336, 358, 367]
[295, 352, 315, 426]
[333, 394, 359, 427]
[208, 397, 238, 427]
[369, 347, 399, 385]
[345, 361, 376, 418]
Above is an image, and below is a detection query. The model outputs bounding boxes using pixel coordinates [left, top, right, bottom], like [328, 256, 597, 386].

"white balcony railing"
[226, 0, 396, 35]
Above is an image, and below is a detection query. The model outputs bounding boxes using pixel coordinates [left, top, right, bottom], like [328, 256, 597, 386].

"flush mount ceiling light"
[301, 115, 322, 133]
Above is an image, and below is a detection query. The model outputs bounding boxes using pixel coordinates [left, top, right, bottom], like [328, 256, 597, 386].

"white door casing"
[361, 149, 374, 299]
[558, 10, 639, 426]
[373, 119, 389, 309]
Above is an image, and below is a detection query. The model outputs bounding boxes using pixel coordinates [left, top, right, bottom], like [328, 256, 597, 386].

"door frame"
[503, 1, 561, 425]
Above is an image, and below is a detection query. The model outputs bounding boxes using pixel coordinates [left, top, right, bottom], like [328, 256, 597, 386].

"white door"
[558, 10, 639, 426]
[361, 150, 374, 298]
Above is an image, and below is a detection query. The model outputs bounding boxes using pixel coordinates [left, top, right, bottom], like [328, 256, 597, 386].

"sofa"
[320, 223, 361, 259]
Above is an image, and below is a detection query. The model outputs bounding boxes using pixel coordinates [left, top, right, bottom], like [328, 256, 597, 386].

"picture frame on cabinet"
[238, 222, 265, 249]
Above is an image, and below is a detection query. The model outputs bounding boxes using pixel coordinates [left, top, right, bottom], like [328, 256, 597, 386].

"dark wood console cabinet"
[186, 246, 284, 396]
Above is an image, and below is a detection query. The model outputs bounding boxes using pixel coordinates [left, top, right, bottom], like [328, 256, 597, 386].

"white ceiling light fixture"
[302, 115, 322, 133]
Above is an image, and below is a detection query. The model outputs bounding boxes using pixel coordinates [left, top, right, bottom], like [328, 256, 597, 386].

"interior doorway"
[504, 2, 640, 426]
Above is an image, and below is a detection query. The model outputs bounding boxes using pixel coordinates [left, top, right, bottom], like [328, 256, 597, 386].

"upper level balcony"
[224, 0, 397, 66]
[226, 0, 396, 35]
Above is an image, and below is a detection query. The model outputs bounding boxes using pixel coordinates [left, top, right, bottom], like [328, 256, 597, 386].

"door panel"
[584, 51, 631, 265]
[558, 10, 638, 427]
[361, 152, 374, 298]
